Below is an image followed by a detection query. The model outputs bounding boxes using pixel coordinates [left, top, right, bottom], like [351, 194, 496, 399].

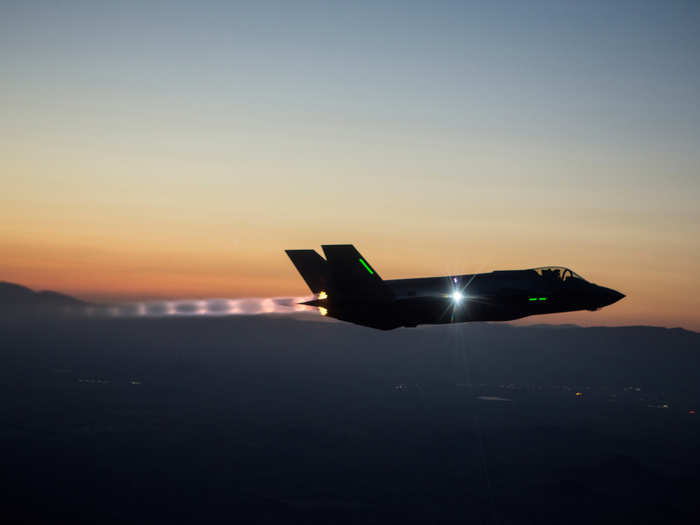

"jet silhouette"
[286, 245, 624, 330]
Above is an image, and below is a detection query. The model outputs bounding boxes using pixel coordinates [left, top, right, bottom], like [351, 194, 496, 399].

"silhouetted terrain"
[0, 281, 89, 316]
[1, 315, 698, 524]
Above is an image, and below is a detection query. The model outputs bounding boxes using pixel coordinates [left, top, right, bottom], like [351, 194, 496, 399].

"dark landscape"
[1, 293, 699, 524]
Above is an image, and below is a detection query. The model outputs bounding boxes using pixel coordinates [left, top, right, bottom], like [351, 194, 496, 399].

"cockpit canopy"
[532, 266, 586, 282]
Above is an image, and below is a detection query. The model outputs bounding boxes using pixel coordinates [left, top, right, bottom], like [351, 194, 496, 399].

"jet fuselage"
[286, 245, 624, 330]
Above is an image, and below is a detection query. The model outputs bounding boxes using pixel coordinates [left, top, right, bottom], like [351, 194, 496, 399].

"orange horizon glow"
[2, 234, 697, 330]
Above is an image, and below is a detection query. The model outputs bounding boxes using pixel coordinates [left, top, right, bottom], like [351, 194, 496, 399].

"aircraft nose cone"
[599, 287, 625, 307]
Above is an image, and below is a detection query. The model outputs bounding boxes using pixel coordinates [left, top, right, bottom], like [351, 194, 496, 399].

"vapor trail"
[85, 296, 316, 318]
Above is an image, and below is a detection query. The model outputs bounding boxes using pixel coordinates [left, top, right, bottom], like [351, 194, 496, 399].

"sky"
[2, 0, 699, 329]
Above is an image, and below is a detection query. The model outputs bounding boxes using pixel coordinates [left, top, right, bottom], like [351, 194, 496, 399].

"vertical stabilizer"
[285, 250, 329, 294]
[321, 244, 393, 300]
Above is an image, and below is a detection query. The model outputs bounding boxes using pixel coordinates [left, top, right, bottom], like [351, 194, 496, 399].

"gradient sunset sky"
[2, 1, 699, 329]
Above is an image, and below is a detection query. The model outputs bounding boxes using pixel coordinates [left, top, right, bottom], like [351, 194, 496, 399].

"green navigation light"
[538, 297, 547, 301]
[359, 258, 374, 275]
[528, 297, 537, 301]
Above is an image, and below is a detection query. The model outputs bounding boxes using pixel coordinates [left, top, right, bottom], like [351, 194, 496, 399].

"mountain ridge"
[0, 281, 89, 313]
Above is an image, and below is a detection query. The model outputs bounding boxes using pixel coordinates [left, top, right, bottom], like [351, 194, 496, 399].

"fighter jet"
[286, 244, 624, 330]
